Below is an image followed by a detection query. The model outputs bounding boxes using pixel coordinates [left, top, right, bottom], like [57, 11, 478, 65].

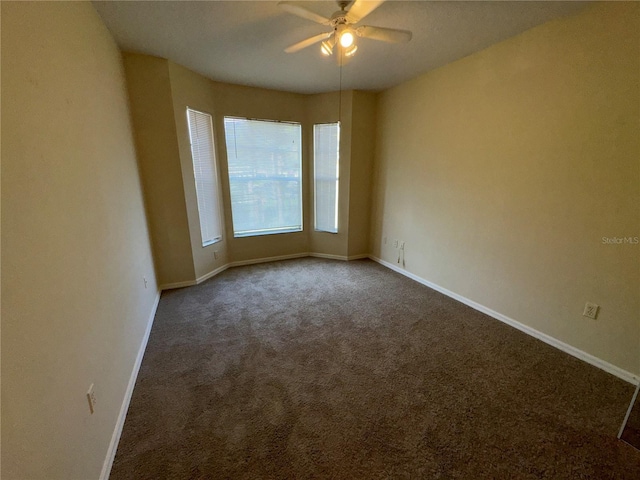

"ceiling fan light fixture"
[320, 41, 333, 56]
[339, 29, 355, 48]
[344, 44, 358, 57]
[280, 0, 413, 60]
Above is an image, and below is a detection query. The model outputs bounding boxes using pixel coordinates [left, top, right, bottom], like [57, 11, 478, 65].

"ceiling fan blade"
[285, 31, 333, 53]
[278, 1, 331, 25]
[356, 25, 412, 43]
[345, 0, 385, 24]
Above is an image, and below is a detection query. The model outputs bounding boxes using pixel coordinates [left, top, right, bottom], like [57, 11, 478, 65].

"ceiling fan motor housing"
[330, 11, 350, 28]
[280, 0, 411, 56]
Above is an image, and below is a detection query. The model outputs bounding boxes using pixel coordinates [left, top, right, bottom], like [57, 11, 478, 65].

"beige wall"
[1, 2, 158, 479]
[370, 2, 640, 375]
[308, 91, 351, 257]
[3, 5, 633, 480]
[123, 54, 195, 286]
[129, 56, 373, 270]
[167, 62, 229, 279]
[307, 90, 376, 259]
[209, 80, 311, 263]
[348, 91, 376, 257]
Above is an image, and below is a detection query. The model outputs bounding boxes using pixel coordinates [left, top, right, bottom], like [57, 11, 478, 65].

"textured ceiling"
[93, 1, 589, 94]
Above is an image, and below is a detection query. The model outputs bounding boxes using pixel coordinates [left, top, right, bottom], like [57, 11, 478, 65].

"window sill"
[202, 237, 222, 247]
[234, 227, 303, 238]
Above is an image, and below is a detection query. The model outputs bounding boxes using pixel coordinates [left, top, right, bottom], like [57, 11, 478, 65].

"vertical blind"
[186, 108, 222, 246]
[314, 123, 340, 233]
[224, 117, 302, 237]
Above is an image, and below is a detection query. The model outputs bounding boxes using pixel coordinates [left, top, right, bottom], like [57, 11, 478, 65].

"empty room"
[2, 1, 639, 479]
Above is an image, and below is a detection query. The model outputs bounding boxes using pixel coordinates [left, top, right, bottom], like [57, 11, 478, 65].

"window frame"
[186, 107, 224, 247]
[223, 116, 303, 238]
[313, 122, 340, 234]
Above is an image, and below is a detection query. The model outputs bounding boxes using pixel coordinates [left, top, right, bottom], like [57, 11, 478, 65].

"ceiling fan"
[279, 0, 412, 62]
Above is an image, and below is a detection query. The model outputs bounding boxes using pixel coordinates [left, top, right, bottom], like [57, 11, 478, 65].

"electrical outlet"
[87, 384, 97, 414]
[583, 302, 599, 320]
[143, 276, 148, 289]
[393, 239, 399, 248]
[214, 250, 219, 260]
[400, 241, 405, 250]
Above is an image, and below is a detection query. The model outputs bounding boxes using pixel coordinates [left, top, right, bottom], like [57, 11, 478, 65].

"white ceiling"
[93, 0, 589, 94]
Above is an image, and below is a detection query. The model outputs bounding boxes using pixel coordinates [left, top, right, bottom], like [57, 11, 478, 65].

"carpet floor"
[110, 258, 639, 479]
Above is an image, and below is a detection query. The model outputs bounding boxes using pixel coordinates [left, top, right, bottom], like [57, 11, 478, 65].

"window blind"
[314, 123, 340, 233]
[223, 117, 302, 237]
[187, 108, 222, 246]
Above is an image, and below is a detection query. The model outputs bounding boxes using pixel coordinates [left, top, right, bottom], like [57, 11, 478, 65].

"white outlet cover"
[583, 302, 599, 319]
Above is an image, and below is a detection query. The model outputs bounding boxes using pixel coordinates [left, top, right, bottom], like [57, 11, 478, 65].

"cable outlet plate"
[583, 302, 599, 320]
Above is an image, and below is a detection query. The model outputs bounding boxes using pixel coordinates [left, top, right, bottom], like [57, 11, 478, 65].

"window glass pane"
[187, 108, 222, 246]
[223, 117, 302, 237]
[314, 123, 340, 233]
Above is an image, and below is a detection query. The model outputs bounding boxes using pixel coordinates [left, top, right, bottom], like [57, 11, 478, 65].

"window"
[186, 108, 222, 246]
[314, 123, 340, 233]
[223, 117, 302, 237]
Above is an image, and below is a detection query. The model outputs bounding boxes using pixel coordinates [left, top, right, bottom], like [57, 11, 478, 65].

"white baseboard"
[161, 253, 370, 291]
[159, 279, 196, 290]
[228, 252, 309, 267]
[160, 257, 303, 291]
[160, 265, 229, 291]
[309, 253, 369, 261]
[618, 383, 640, 438]
[100, 291, 161, 480]
[309, 252, 346, 261]
[369, 256, 639, 385]
[195, 264, 229, 284]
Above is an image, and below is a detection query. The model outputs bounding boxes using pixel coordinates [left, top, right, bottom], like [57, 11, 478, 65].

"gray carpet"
[111, 258, 640, 479]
